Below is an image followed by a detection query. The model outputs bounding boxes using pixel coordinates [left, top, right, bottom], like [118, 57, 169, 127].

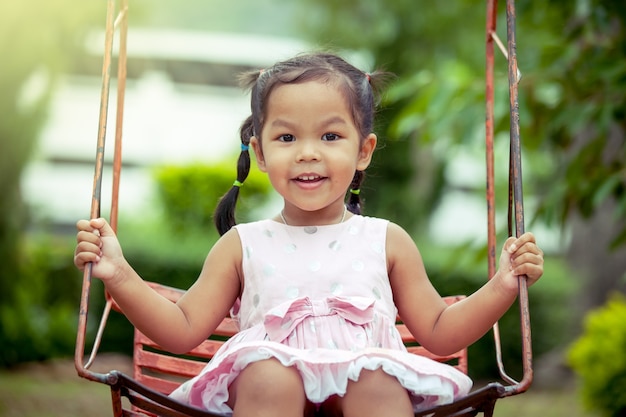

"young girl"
[74, 52, 544, 417]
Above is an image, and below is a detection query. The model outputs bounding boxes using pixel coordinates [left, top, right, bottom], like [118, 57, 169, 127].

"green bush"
[154, 162, 272, 233]
[568, 293, 626, 417]
[0, 235, 81, 367]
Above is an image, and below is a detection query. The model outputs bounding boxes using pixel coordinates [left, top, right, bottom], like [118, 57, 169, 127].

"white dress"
[169, 215, 472, 414]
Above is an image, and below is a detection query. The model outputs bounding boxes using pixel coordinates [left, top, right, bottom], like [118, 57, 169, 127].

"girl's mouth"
[296, 175, 325, 182]
[293, 175, 327, 189]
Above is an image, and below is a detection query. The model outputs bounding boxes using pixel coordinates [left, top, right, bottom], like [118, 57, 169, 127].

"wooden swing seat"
[100, 282, 505, 417]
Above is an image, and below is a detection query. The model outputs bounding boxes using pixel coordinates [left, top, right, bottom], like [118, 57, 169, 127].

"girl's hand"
[74, 218, 126, 285]
[498, 232, 544, 293]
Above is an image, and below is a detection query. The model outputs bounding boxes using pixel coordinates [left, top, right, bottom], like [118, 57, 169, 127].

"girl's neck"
[279, 205, 348, 227]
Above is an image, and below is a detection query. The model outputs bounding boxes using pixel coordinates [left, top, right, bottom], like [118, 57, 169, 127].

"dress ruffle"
[171, 341, 471, 414]
[170, 296, 472, 414]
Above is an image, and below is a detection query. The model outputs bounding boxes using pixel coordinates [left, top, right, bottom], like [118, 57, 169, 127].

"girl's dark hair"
[214, 52, 391, 235]
[213, 116, 253, 235]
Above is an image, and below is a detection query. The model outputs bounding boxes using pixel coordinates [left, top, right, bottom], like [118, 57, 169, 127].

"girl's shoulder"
[231, 219, 281, 246]
[233, 218, 272, 228]
[232, 218, 276, 234]
[348, 214, 388, 227]
[379, 219, 415, 245]
[353, 215, 407, 238]
[351, 216, 417, 257]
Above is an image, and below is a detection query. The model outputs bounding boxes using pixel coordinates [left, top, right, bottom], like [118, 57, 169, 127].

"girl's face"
[251, 80, 376, 225]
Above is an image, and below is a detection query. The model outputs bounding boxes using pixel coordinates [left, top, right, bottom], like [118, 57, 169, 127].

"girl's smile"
[293, 173, 327, 189]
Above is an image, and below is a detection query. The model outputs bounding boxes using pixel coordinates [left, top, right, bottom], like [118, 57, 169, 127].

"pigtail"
[238, 69, 263, 90]
[347, 170, 365, 215]
[365, 70, 395, 105]
[213, 116, 253, 235]
[343, 70, 391, 217]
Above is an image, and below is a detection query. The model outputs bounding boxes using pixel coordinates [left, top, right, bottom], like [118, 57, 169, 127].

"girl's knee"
[353, 369, 405, 396]
[341, 369, 412, 416]
[229, 359, 306, 410]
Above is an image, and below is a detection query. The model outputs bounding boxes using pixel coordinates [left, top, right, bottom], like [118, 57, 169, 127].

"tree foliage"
[296, 0, 626, 248]
[522, 1, 626, 248]
[296, 1, 488, 232]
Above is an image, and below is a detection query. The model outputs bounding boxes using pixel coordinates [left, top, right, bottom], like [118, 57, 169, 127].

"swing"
[75, 0, 532, 416]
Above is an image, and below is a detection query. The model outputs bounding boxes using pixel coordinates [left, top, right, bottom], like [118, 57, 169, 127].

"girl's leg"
[227, 358, 307, 417]
[338, 369, 413, 417]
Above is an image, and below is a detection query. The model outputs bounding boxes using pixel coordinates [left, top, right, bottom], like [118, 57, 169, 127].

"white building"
[22, 29, 316, 228]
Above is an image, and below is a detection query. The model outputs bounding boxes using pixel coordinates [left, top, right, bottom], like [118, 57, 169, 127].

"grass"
[491, 387, 596, 417]
[0, 357, 598, 417]
[0, 367, 112, 417]
[0, 355, 130, 417]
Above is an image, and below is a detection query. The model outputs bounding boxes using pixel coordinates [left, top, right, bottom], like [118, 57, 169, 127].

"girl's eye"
[322, 133, 340, 142]
[278, 134, 295, 143]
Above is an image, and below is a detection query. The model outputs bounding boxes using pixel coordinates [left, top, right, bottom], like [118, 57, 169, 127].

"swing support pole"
[75, 0, 129, 384]
[485, 0, 533, 395]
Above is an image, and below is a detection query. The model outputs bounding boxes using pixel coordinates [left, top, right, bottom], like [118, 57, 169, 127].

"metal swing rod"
[486, 0, 533, 395]
[75, 0, 129, 383]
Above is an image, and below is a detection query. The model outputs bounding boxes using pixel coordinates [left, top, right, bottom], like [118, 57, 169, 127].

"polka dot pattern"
[234, 215, 397, 351]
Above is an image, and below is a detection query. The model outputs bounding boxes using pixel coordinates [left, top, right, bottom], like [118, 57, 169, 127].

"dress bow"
[263, 296, 375, 342]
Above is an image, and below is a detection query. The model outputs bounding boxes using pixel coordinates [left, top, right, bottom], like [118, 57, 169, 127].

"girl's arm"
[74, 218, 241, 354]
[387, 222, 543, 356]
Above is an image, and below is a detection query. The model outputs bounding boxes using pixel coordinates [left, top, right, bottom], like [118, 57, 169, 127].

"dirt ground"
[0, 354, 133, 417]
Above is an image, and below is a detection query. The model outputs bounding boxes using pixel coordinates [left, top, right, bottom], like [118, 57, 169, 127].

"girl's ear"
[356, 133, 377, 171]
[250, 136, 267, 172]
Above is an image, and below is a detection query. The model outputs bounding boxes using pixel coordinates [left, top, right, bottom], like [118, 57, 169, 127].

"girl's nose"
[296, 140, 321, 162]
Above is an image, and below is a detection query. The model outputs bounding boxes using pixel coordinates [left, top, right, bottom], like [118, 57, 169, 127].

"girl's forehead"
[256, 76, 362, 138]
[266, 80, 348, 107]
[265, 81, 349, 115]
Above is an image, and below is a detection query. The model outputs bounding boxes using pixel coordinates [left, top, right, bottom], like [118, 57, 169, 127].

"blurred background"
[1, 1, 625, 416]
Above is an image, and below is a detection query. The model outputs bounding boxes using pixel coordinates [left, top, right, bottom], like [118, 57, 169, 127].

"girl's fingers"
[73, 247, 101, 269]
[76, 219, 109, 247]
[512, 259, 542, 276]
[501, 232, 544, 285]
[74, 224, 104, 268]
[76, 218, 106, 235]
[76, 219, 96, 232]
[75, 239, 101, 255]
[77, 229, 97, 242]
[513, 249, 543, 264]
[510, 239, 543, 261]
[507, 232, 536, 254]
[512, 251, 544, 283]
